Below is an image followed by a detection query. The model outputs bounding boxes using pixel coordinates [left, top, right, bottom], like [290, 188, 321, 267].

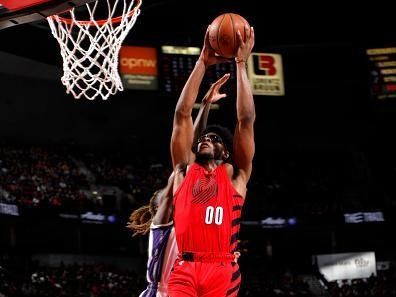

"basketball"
[208, 13, 250, 58]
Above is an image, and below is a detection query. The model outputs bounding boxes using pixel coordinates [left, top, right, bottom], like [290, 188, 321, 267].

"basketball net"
[47, 0, 142, 100]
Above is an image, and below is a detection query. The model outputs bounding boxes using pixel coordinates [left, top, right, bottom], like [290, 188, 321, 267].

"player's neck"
[197, 159, 223, 173]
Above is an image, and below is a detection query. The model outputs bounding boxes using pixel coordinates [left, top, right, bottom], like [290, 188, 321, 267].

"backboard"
[0, 0, 96, 29]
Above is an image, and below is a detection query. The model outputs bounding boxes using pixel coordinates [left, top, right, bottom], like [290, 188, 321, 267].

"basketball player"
[127, 73, 231, 297]
[167, 24, 255, 297]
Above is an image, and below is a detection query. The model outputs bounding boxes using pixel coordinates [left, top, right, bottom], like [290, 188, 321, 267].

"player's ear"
[223, 150, 230, 161]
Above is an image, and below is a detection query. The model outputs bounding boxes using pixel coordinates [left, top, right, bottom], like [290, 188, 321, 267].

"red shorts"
[168, 252, 235, 297]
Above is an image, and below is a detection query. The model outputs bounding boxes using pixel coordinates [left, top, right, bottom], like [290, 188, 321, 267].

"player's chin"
[196, 151, 213, 162]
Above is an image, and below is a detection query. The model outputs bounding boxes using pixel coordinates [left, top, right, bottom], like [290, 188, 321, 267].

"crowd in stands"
[0, 256, 317, 297]
[1, 143, 396, 296]
[0, 144, 170, 214]
[239, 267, 313, 297]
[0, 258, 146, 297]
[241, 148, 390, 220]
[0, 143, 394, 218]
[3, 256, 396, 297]
[0, 145, 89, 211]
[79, 150, 170, 209]
[326, 272, 396, 297]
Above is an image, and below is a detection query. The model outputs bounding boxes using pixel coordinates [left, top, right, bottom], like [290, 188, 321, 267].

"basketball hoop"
[47, 0, 142, 100]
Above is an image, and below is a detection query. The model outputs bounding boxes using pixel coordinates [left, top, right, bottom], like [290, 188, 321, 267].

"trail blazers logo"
[247, 53, 285, 96]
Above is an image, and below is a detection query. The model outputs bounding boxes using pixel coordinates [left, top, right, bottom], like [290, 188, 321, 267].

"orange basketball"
[208, 13, 250, 58]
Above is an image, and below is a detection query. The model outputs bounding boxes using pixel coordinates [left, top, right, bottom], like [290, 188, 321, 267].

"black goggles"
[197, 134, 223, 144]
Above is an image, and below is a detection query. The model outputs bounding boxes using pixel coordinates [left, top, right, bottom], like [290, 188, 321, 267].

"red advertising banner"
[119, 46, 158, 90]
[119, 46, 157, 75]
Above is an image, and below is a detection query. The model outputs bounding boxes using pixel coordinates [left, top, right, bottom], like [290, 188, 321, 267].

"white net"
[47, 0, 142, 100]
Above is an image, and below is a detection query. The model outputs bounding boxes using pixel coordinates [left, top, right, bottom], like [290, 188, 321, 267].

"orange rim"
[48, 0, 141, 26]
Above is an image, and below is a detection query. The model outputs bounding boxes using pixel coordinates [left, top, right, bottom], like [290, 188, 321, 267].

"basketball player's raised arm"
[171, 26, 230, 169]
[233, 26, 256, 189]
[191, 73, 230, 158]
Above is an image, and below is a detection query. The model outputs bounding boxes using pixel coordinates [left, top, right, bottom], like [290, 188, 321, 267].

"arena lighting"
[241, 216, 297, 229]
[161, 46, 200, 55]
[81, 211, 106, 224]
[107, 215, 116, 223]
[0, 203, 19, 216]
[193, 103, 219, 110]
[366, 46, 396, 100]
[344, 211, 384, 223]
[366, 47, 396, 55]
[381, 69, 396, 75]
[79, 212, 118, 224]
[260, 216, 297, 228]
[261, 217, 286, 225]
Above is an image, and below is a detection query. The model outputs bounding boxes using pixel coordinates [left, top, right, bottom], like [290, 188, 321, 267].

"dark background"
[1, 0, 396, 279]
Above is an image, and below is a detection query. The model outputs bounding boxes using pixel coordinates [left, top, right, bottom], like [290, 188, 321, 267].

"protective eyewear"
[197, 134, 223, 144]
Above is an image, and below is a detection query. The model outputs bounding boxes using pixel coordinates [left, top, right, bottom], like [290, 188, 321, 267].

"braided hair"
[126, 189, 161, 236]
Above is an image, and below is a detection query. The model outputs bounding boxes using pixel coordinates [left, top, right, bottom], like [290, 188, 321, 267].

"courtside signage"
[247, 53, 285, 96]
[119, 46, 158, 90]
[316, 252, 376, 281]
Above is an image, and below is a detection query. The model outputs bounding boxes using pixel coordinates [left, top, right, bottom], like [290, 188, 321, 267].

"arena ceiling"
[0, 0, 395, 65]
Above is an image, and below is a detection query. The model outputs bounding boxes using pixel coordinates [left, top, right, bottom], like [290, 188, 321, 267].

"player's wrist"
[196, 58, 208, 69]
[235, 59, 248, 70]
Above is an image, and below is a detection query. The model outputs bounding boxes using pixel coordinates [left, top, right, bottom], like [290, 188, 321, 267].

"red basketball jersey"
[173, 163, 244, 253]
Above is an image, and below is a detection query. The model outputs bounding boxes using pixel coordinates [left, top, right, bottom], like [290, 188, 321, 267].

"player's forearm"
[153, 195, 173, 225]
[236, 62, 255, 124]
[153, 173, 175, 225]
[193, 99, 210, 144]
[175, 60, 206, 118]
